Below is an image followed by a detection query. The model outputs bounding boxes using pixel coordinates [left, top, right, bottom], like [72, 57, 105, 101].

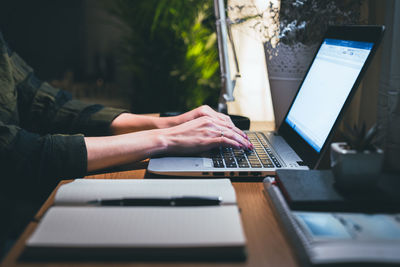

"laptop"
[148, 25, 385, 179]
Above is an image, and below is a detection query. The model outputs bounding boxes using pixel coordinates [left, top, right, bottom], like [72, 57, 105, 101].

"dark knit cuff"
[48, 134, 88, 179]
[77, 106, 128, 136]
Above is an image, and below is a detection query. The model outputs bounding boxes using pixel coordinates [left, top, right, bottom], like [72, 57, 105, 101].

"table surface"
[1, 120, 300, 267]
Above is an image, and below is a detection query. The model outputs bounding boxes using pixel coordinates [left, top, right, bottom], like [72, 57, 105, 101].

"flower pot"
[264, 42, 318, 128]
[330, 142, 384, 190]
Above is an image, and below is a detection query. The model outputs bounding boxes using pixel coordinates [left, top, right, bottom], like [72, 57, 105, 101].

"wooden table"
[1, 121, 299, 267]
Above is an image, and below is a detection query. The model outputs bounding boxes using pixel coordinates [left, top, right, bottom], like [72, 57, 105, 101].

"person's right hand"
[158, 115, 253, 155]
[86, 109, 253, 172]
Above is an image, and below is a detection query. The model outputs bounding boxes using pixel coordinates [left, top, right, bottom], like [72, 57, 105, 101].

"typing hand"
[173, 105, 248, 138]
[160, 116, 253, 155]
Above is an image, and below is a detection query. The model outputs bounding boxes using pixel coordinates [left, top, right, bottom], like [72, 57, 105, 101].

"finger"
[217, 127, 252, 150]
[223, 118, 249, 140]
[211, 111, 236, 128]
[209, 126, 250, 149]
[209, 117, 248, 140]
[225, 123, 248, 140]
[197, 106, 249, 139]
[188, 135, 242, 153]
[208, 136, 242, 150]
[198, 106, 234, 126]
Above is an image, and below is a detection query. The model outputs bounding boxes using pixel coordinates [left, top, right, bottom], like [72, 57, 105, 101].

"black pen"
[87, 196, 223, 206]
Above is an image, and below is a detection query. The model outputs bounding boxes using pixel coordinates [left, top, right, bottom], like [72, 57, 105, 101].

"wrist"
[141, 129, 170, 157]
[155, 115, 184, 129]
[110, 113, 174, 134]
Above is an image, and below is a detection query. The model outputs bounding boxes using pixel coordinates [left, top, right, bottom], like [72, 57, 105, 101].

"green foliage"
[104, 0, 220, 113]
[343, 122, 379, 152]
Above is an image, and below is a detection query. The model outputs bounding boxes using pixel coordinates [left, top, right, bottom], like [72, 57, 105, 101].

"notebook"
[264, 177, 400, 266]
[148, 25, 385, 179]
[23, 179, 246, 261]
[273, 169, 400, 212]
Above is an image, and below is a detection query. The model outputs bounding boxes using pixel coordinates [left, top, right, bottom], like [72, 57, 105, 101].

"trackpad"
[203, 158, 213, 168]
[148, 157, 211, 171]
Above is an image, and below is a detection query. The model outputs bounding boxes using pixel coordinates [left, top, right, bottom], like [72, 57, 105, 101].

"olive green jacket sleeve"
[0, 32, 127, 193]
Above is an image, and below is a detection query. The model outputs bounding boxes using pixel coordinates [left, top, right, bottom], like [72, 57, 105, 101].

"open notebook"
[23, 179, 246, 261]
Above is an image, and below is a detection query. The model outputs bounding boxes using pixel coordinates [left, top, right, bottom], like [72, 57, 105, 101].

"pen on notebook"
[87, 196, 223, 206]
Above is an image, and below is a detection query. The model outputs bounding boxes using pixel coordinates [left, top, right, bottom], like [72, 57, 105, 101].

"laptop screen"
[284, 38, 373, 152]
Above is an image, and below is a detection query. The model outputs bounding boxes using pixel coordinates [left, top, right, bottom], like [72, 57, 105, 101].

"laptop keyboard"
[210, 132, 282, 168]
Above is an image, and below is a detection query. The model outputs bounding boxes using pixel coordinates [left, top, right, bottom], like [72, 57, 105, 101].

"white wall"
[226, 0, 275, 122]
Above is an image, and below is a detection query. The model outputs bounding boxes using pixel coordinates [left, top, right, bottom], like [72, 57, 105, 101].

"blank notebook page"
[54, 179, 237, 205]
[27, 206, 245, 247]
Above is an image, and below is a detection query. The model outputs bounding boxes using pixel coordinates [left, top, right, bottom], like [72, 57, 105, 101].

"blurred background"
[0, 0, 394, 127]
[0, 0, 221, 114]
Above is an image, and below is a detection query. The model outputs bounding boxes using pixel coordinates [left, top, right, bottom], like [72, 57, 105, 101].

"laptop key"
[260, 158, 273, 166]
[213, 163, 225, 168]
[224, 157, 235, 163]
[236, 157, 247, 163]
[210, 135, 283, 169]
[225, 161, 238, 168]
[249, 162, 262, 168]
[213, 160, 224, 168]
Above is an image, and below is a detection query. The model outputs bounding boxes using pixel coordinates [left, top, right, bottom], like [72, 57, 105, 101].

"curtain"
[377, 0, 400, 171]
[340, 1, 385, 128]
[377, 0, 400, 136]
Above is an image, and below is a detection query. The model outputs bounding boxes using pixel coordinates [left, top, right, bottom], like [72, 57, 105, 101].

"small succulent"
[343, 122, 380, 152]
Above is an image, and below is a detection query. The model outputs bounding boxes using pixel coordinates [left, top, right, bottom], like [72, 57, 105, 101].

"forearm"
[109, 113, 180, 135]
[88, 106, 251, 172]
[85, 130, 167, 172]
[109, 105, 234, 135]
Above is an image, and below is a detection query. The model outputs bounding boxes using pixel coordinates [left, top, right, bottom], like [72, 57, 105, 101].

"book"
[23, 179, 246, 261]
[275, 169, 400, 212]
[264, 177, 400, 266]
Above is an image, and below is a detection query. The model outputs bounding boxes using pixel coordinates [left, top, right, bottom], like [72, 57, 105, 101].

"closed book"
[264, 177, 400, 266]
[275, 169, 400, 212]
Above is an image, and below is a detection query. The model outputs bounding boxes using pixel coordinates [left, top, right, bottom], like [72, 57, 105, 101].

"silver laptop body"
[149, 130, 307, 178]
[148, 26, 384, 179]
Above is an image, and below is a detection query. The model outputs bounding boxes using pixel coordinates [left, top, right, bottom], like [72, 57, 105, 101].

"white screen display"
[285, 39, 373, 152]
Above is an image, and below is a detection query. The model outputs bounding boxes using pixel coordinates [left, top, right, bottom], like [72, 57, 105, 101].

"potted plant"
[261, 0, 363, 127]
[330, 123, 384, 190]
[227, 0, 364, 127]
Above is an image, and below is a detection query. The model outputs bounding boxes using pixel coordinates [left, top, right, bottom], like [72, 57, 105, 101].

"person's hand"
[87, 109, 253, 172]
[174, 105, 238, 130]
[110, 105, 244, 135]
[158, 115, 253, 155]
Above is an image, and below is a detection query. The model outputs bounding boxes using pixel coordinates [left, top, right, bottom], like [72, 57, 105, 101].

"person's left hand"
[157, 115, 252, 155]
[171, 105, 248, 139]
[110, 105, 248, 138]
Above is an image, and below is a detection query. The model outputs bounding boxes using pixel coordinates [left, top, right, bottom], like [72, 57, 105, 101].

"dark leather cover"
[275, 169, 400, 212]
